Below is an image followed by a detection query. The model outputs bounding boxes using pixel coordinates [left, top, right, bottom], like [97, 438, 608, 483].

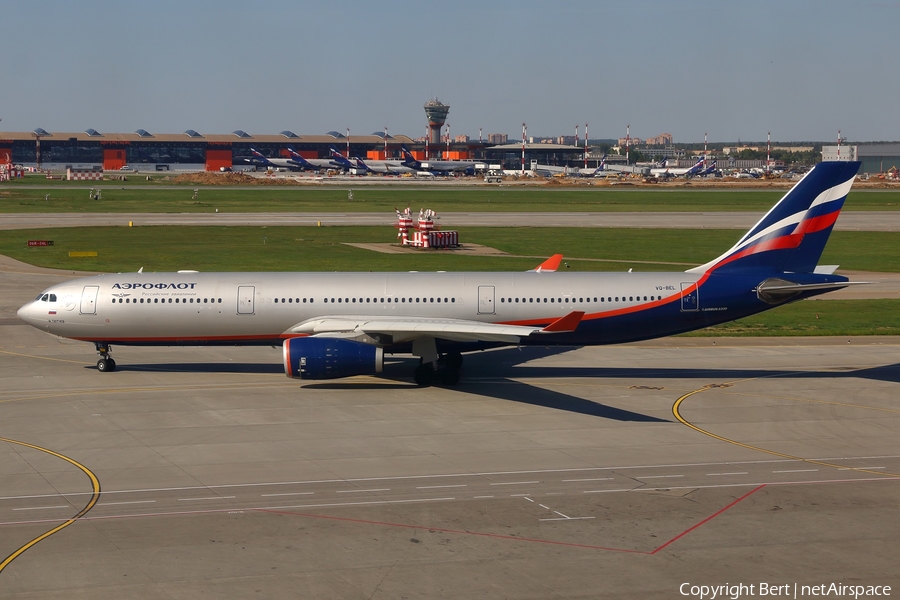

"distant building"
[645, 133, 673, 146]
[823, 143, 900, 174]
[487, 133, 508, 144]
[454, 134, 469, 143]
[820, 145, 858, 162]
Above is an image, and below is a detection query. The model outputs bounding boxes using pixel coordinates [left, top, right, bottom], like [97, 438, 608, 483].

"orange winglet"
[532, 254, 563, 272]
[541, 311, 584, 333]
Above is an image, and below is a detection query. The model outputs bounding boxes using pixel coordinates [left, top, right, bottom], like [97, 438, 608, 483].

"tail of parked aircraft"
[329, 147, 353, 168]
[689, 161, 861, 275]
[400, 145, 421, 168]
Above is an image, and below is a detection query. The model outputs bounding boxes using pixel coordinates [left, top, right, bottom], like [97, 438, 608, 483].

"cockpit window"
[41, 294, 49, 302]
[36, 293, 45, 301]
[49, 294, 57, 302]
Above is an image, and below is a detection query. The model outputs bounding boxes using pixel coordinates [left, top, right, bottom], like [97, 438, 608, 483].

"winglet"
[540, 311, 584, 333]
[531, 254, 563, 273]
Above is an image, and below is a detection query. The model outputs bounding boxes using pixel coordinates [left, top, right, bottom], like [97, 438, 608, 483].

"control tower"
[424, 98, 450, 145]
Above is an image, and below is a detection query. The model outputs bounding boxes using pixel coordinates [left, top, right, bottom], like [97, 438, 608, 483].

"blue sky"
[2, 1, 897, 143]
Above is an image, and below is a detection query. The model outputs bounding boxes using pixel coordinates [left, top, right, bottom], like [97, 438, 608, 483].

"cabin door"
[237, 286, 255, 315]
[80, 286, 99, 315]
[680, 282, 699, 312]
[478, 285, 495, 315]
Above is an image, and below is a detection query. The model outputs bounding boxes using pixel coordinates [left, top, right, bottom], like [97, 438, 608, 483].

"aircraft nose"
[17, 301, 37, 323]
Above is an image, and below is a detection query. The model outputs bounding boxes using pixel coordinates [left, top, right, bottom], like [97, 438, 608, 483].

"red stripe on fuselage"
[499, 290, 687, 326]
[708, 233, 803, 272]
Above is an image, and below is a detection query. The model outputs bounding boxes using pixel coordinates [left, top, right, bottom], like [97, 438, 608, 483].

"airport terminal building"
[0, 128, 589, 172]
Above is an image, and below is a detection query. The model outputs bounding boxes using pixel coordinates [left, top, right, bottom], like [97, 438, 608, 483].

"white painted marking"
[490, 481, 539, 486]
[636, 475, 684, 479]
[177, 496, 236, 502]
[562, 477, 614, 482]
[96, 500, 157, 507]
[415, 485, 467, 490]
[706, 472, 749, 476]
[523, 497, 534, 503]
[772, 469, 818, 474]
[553, 511, 570, 518]
[5, 454, 895, 502]
[13, 505, 69, 511]
[335, 488, 390, 494]
[838, 466, 885, 470]
[538, 504, 550, 510]
[540, 516, 596, 522]
[260, 492, 315, 497]
[510, 493, 531, 497]
[473, 496, 494, 499]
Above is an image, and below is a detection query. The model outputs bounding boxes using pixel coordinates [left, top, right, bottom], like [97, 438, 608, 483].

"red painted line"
[649, 484, 766, 554]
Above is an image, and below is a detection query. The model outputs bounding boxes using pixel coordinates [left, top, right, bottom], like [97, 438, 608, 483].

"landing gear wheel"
[97, 358, 111, 372]
[414, 364, 435, 386]
[106, 358, 116, 372]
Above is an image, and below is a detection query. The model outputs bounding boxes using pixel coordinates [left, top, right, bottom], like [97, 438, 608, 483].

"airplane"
[284, 147, 349, 172]
[650, 157, 705, 178]
[17, 161, 864, 387]
[697, 160, 719, 177]
[247, 148, 303, 171]
[352, 157, 417, 176]
[400, 145, 476, 175]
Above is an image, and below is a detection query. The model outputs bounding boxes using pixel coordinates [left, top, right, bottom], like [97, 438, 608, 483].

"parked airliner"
[17, 162, 862, 385]
[650, 157, 705, 178]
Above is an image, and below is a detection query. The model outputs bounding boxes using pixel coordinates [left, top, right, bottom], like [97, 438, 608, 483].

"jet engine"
[283, 337, 383, 380]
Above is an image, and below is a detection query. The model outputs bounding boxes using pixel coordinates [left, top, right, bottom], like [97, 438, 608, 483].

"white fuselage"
[18, 270, 700, 345]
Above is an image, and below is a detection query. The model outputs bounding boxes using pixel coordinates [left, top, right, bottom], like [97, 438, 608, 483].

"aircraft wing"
[290, 312, 584, 344]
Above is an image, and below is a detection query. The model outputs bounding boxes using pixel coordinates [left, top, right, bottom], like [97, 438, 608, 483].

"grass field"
[685, 299, 900, 337]
[3, 182, 900, 213]
[1, 226, 898, 273]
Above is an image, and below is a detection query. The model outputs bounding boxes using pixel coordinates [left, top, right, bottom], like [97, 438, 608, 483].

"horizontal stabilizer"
[813, 265, 839, 274]
[531, 254, 563, 272]
[756, 278, 870, 304]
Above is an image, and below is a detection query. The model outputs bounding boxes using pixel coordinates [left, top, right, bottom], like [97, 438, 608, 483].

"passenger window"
[451, 298, 455, 303]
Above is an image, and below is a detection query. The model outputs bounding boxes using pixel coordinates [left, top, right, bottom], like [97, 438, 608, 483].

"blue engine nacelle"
[283, 337, 383, 380]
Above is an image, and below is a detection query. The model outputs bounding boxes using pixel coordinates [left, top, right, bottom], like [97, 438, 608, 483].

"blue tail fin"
[688, 161, 860, 274]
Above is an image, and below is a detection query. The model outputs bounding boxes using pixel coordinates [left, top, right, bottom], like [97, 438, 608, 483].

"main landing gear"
[95, 342, 116, 372]
[413, 351, 463, 387]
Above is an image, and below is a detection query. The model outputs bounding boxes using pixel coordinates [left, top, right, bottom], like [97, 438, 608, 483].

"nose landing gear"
[95, 342, 116, 372]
